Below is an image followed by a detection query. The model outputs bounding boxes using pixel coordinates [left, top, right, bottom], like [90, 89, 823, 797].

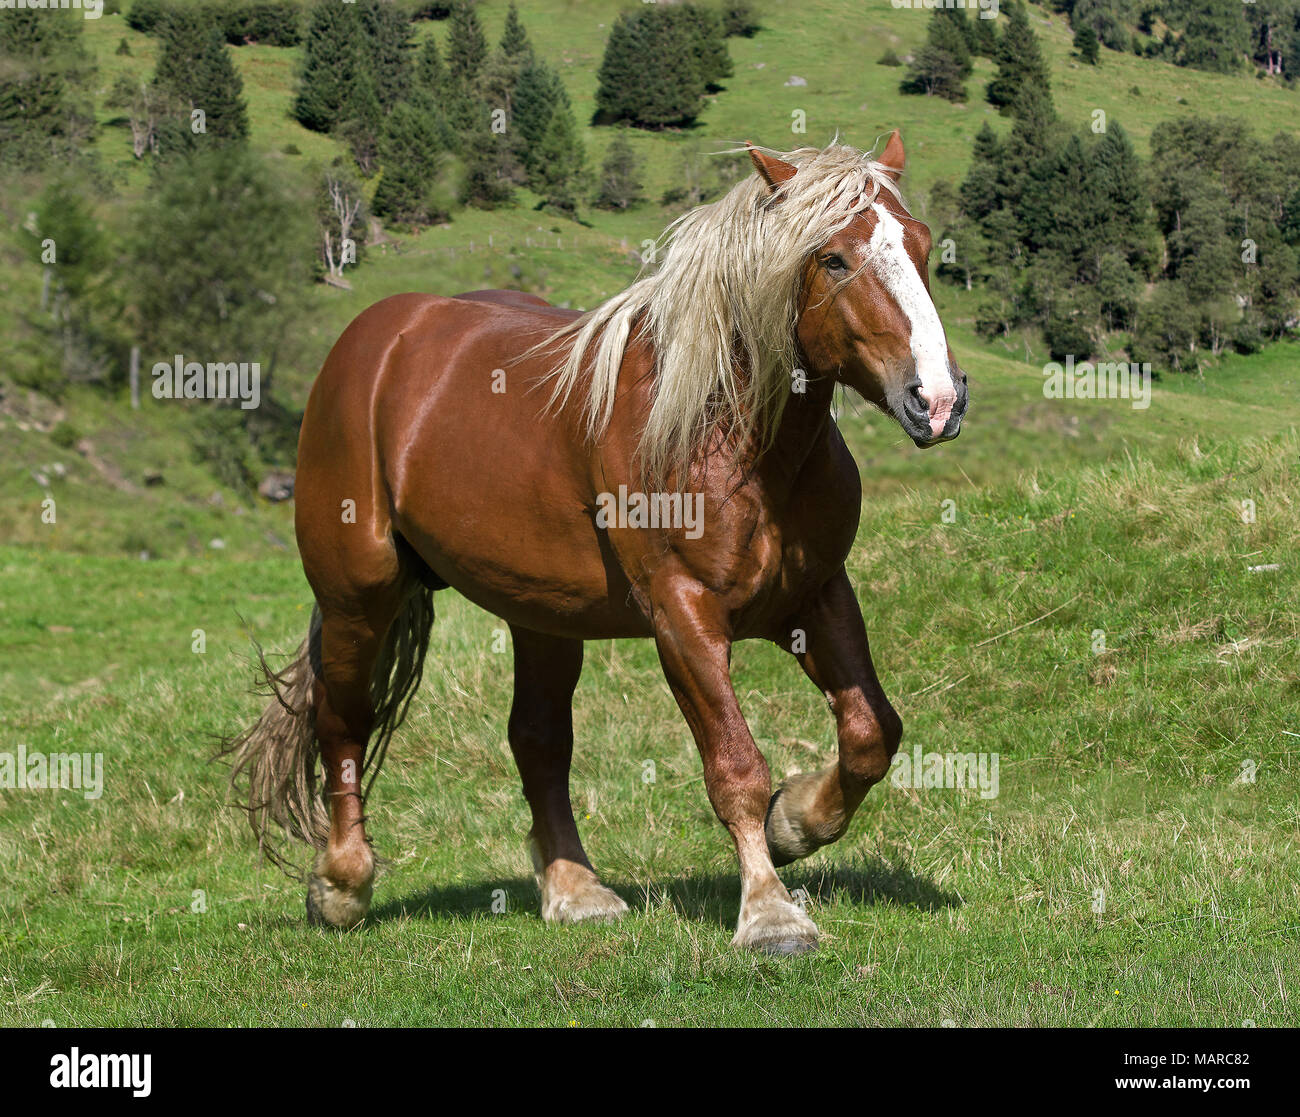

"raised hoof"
[732, 897, 820, 955]
[765, 769, 843, 868]
[306, 860, 372, 930]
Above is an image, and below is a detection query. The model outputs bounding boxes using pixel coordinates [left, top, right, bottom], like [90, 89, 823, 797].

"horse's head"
[749, 133, 968, 447]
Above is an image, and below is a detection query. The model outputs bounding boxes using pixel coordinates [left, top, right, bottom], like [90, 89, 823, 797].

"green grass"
[2, 418, 1297, 1026]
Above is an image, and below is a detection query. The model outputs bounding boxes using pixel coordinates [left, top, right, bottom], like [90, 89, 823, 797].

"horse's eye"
[823, 254, 849, 274]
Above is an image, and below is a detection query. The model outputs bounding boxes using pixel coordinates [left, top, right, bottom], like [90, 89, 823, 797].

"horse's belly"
[393, 511, 651, 639]
[388, 417, 650, 638]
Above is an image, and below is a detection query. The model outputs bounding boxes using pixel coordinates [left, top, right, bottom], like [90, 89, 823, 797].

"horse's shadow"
[368, 858, 959, 930]
[369, 876, 538, 924]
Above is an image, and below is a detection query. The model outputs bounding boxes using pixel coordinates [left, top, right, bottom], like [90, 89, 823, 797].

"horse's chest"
[709, 497, 857, 635]
[760, 522, 848, 616]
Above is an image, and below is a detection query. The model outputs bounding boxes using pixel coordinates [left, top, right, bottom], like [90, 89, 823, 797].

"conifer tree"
[986, 2, 1051, 112]
[595, 7, 705, 126]
[1091, 122, 1151, 268]
[971, 12, 999, 57]
[417, 35, 446, 95]
[512, 57, 567, 169]
[0, 7, 95, 166]
[154, 10, 249, 147]
[593, 127, 645, 210]
[460, 123, 516, 206]
[533, 106, 586, 214]
[960, 122, 1006, 222]
[372, 100, 445, 224]
[670, 4, 733, 89]
[900, 8, 973, 101]
[475, 48, 529, 183]
[357, 0, 414, 112]
[936, 5, 979, 53]
[337, 65, 384, 175]
[294, 0, 362, 132]
[1075, 25, 1100, 64]
[499, 2, 532, 61]
[502, 54, 584, 205]
[446, 0, 488, 89]
[999, 83, 1060, 202]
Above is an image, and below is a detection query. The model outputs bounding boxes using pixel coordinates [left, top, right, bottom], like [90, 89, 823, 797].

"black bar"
[2, 1026, 1291, 1102]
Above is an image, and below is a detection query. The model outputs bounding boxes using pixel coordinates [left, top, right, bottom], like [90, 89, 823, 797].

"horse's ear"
[877, 129, 905, 182]
[747, 144, 797, 192]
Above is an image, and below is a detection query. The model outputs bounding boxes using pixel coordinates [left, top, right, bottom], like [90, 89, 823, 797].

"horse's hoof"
[543, 880, 630, 925]
[530, 838, 628, 925]
[765, 769, 842, 867]
[306, 869, 372, 929]
[732, 897, 820, 954]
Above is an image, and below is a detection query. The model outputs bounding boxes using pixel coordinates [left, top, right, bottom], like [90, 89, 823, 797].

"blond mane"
[538, 140, 903, 482]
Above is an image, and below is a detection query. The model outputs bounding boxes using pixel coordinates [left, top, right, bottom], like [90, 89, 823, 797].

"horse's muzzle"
[898, 372, 968, 447]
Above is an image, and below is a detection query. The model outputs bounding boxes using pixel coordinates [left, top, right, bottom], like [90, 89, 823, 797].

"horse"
[224, 133, 968, 954]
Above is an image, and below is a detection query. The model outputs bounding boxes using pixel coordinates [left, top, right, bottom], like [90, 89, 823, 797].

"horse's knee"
[840, 702, 902, 785]
[706, 748, 773, 823]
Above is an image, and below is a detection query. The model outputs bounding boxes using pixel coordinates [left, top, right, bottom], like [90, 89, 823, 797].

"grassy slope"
[1, 3, 1298, 1026]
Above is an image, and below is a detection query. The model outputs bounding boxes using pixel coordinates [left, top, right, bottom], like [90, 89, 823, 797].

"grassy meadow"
[1, 2, 1298, 1026]
[2, 412, 1297, 1026]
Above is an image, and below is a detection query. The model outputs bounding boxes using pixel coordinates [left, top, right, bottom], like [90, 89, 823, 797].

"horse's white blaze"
[866, 203, 956, 437]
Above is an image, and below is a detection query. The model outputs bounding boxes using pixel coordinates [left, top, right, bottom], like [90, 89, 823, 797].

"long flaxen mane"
[540, 140, 903, 482]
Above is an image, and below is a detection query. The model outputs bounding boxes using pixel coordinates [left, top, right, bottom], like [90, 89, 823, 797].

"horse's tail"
[221, 585, 435, 875]
[220, 606, 326, 874]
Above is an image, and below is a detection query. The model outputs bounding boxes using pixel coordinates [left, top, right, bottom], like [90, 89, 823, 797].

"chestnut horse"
[225, 135, 967, 954]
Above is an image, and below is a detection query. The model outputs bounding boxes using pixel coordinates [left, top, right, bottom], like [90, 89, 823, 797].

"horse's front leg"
[652, 580, 820, 954]
[767, 566, 903, 866]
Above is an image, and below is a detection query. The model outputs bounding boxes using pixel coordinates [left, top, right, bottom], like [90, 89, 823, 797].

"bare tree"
[108, 76, 164, 158]
[320, 169, 366, 287]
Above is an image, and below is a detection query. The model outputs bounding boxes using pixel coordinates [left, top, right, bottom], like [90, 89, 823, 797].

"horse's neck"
[613, 332, 838, 497]
[751, 365, 839, 494]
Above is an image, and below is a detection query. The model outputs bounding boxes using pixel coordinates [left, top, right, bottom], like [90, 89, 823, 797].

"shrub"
[127, 0, 172, 33]
[720, 2, 759, 38]
[224, 2, 303, 47]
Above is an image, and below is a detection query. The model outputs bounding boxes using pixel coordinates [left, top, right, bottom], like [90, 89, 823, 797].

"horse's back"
[297, 289, 644, 636]
[453, 289, 578, 319]
[303, 291, 576, 438]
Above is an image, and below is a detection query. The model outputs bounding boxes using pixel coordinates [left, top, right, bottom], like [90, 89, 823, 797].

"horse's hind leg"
[508, 626, 628, 925]
[304, 580, 413, 928]
[299, 522, 436, 929]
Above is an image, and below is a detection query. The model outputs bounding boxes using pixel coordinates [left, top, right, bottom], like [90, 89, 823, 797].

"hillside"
[1, 1, 1298, 560]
